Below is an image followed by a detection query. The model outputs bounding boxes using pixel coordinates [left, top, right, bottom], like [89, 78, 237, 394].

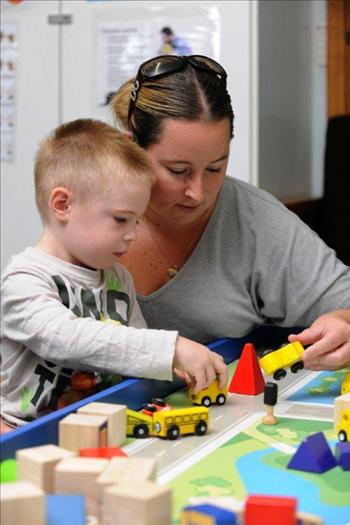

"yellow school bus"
[152, 407, 209, 440]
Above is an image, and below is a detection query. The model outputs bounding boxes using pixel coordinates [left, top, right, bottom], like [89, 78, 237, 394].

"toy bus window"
[175, 416, 182, 424]
[166, 417, 172, 425]
[192, 414, 199, 422]
[184, 415, 190, 423]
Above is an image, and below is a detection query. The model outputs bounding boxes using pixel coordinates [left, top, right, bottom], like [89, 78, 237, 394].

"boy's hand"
[288, 310, 350, 371]
[173, 336, 228, 394]
[173, 368, 195, 389]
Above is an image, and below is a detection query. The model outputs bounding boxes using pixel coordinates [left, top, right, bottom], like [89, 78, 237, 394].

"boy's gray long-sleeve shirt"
[1, 248, 177, 426]
[138, 177, 350, 343]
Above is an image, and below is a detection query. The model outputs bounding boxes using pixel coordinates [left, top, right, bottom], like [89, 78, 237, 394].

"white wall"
[258, 0, 327, 201]
[1, 0, 60, 270]
[0, 0, 328, 270]
[1, 0, 254, 269]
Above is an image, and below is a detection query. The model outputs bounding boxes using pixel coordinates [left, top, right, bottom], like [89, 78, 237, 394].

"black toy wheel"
[201, 396, 212, 407]
[195, 421, 208, 436]
[167, 425, 180, 440]
[338, 430, 347, 442]
[290, 361, 304, 374]
[134, 424, 149, 438]
[273, 369, 287, 381]
[216, 394, 226, 405]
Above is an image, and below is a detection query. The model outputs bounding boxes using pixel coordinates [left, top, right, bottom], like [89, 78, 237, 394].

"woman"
[111, 54, 350, 371]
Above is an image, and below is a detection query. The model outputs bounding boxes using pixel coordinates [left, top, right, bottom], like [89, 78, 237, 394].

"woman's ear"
[49, 187, 71, 223]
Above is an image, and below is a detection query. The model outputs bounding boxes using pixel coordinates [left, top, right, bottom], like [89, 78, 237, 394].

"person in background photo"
[110, 54, 350, 372]
[159, 26, 192, 56]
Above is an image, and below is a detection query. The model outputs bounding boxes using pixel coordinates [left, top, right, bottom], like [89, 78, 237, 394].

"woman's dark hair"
[111, 62, 234, 148]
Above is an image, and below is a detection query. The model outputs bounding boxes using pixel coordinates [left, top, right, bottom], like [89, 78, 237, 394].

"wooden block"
[297, 510, 323, 524]
[79, 446, 128, 459]
[86, 516, 98, 525]
[54, 457, 108, 516]
[101, 481, 172, 525]
[1, 480, 45, 525]
[59, 413, 109, 452]
[46, 494, 85, 525]
[98, 456, 156, 485]
[334, 393, 350, 430]
[96, 457, 157, 504]
[245, 494, 296, 525]
[78, 402, 127, 446]
[188, 496, 243, 519]
[16, 444, 76, 492]
[0, 459, 17, 483]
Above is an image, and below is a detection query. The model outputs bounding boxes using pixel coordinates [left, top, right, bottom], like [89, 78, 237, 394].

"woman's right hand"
[173, 336, 228, 394]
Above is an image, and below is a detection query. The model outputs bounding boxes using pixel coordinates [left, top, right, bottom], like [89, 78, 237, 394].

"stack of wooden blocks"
[1, 402, 173, 525]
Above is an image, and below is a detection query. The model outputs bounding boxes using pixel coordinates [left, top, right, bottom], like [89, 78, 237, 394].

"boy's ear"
[49, 187, 72, 222]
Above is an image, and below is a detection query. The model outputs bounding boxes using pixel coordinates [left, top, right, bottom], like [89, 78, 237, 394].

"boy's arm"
[2, 273, 176, 381]
[2, 269, 228, 394]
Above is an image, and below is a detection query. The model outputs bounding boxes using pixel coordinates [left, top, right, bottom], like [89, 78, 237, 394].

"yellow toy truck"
[126, 409, 153, 438]
[259, 341, 304, 381]
[189, 379, 228, 407]
[341, 372, 350, 395]
[337, 408, 350, 442]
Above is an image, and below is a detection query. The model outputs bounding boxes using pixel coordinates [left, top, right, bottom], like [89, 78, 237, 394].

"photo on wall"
[94, 4, 221, 107]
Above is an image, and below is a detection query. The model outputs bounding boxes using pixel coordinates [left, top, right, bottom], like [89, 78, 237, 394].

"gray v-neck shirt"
[137, 177, 350, 344]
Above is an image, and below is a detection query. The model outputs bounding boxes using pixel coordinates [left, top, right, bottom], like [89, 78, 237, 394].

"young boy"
[1, 119, 227, 429]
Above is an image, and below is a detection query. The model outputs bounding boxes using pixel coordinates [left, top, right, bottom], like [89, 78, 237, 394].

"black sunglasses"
[127, 54, 227, 126]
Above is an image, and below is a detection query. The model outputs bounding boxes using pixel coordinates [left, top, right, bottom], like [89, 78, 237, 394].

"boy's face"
[63, 179, 151, 270]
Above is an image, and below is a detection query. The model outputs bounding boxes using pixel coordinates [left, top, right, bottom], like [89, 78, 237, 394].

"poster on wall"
[0, 21, 18, 161]
[95, 4, 220, 107]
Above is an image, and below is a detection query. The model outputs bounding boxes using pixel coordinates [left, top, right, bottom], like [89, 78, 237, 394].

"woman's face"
[145, 118, 231, 226]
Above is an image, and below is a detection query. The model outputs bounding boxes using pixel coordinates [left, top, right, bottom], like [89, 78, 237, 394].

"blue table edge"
[0, 325, 301, 460]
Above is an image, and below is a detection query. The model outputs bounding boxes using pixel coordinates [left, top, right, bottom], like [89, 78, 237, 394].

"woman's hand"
[288, 310, 350, 371]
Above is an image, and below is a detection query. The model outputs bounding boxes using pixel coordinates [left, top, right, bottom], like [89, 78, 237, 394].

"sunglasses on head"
[127, 54, 227, 126]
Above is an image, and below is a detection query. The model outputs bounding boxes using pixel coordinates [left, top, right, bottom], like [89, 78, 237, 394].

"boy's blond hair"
[34, 118, 154, 222]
